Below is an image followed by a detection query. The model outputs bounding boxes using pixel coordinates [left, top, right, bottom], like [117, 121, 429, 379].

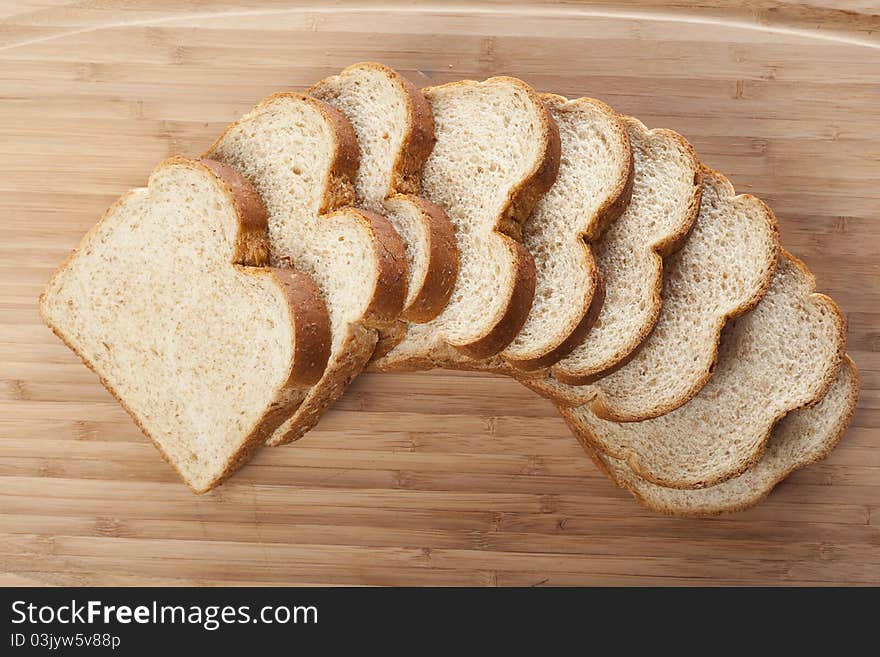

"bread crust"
[562, 250, 848, 490]
[391, 194, 459, 323]
[385, 63, 436, 197]
[551, 119, 703, 386]
[271, 325, 377, 444]
[301, 94, 410, 328]
[588, 356, 860, 516]
[39, 157, 333, 493]
[539, 273, 607, 370]
[197, 158, 271, 265]
[504, 94, 634, 371]
[269, 269, 332, 387]
[309, 62, 459, 324]
[353, 207, 408, 325]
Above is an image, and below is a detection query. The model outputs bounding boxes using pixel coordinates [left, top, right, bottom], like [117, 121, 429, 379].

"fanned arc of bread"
[588, 356, 859, 516]
[204, 93, 408, 445]
[39, 157, 332, 492]
[309, 62, 459, 324]
[560, 252, 848, 490]
[371, 76, 561, 369]
[523, 166, 779, 418]
[499, 94, 634, 370]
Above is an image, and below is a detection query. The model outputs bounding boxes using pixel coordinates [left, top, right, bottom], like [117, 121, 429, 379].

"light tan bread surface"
[561, 252, 847, 489]
[518, 117, 701, 399]
[205, 93, 407, 445]
[542, 117, 701, 385]
[371, 76, 560, 368]
[309, 62, 458, 326]
[524, 166, 778, 415]
[589, 356, 859, 515]
[586, 167, 776, 422]
[500, 94, 633, 370]
[39, 158, 332, 492]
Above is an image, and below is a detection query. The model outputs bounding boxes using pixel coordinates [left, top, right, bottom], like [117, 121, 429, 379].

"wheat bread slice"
[39, 157, 332, 492]
[560, 252, 847, 490]
[446, 114, 698, 383]
[204, 93, 408, 445]
[523, 166, 778, 417]
[540, 116, 701, 384]
[309, 62, 459, 326]
[589, 356, 859, 516]
[370, 76, 561, 369]
[499, 94, 634, 370]
[515, 117, 700, 396]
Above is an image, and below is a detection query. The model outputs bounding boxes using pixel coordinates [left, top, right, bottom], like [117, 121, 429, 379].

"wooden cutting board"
[1, 0, 878, 586]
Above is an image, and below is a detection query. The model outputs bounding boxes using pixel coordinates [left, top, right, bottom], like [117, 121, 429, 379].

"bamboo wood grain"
[0, 0, 878, 586]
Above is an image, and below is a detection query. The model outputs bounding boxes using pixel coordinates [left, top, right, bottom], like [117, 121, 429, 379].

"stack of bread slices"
[41, 62, 857, 515]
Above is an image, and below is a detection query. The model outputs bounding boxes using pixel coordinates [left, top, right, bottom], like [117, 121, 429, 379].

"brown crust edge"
[268, 268, 332, 387]
[310, 61, 437, 198]
[587, 164, 781, 421]
[394, 67, 459, 323]
[562, 250, 849, 490]
[591, 356, 860, 516]
[267, 324, 377, 446]
[204, 92, 359, 215]
[424, 75, 561, 358]
[397, 194, 460, 323]
[207, 91, 404, 448]
[381, 66, 459, 323]
[510, 271, 607, 372]
[551, 118, 703, 386]
[455, 240, 538, 360]
[351, 207, 408, 326]
[388, 63, 437, 197]
[482, 77, 562, 243]
[39, 157, 331, 493]
[503, 95, 634, 371]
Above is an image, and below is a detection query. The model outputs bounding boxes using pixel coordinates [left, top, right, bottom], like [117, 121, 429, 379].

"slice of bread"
[560, 251, 847, 489]
[204, 93, 408, 445]
[371, 76, 561, 369]
[545, 117, 701, 384]
[524, 166, 778, 417]
[588, 356, 859, 516]
[39, 157, 332, 492]
[310, 62, 459, 325]
[500, 94, 633, 370]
